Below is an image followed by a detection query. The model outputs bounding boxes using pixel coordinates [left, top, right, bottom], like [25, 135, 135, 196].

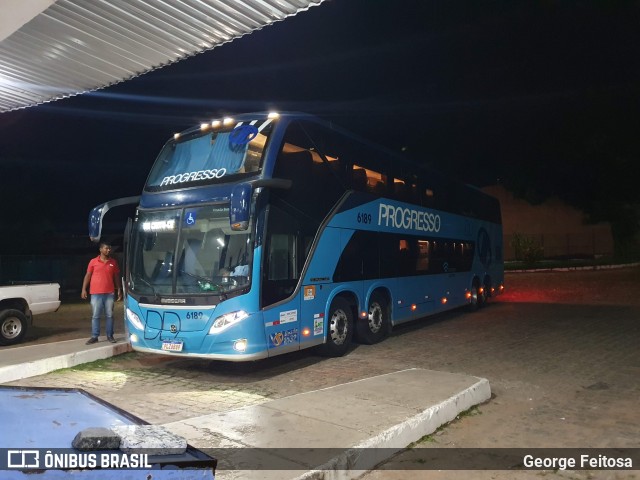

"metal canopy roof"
[0, 0, 325, 113]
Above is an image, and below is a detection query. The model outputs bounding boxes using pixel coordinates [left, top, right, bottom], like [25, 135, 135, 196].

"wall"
[482, 185, 614, 261]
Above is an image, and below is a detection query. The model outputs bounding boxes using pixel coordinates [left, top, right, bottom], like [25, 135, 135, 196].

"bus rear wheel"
[468, 282, 482, 311]
[357, 293, 389, 344]
[317, 297, 353, 357]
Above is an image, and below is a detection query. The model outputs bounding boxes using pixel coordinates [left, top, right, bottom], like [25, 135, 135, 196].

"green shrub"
[510, 233, 544, 266]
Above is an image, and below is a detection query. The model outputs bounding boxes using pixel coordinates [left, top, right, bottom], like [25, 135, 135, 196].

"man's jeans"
[90, 293, 114, 338]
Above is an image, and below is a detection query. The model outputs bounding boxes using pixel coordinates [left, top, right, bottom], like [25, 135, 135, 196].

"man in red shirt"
[81, 242, 123, 344]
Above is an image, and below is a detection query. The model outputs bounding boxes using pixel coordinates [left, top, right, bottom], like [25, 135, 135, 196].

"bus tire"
[468, 280, 482, 311]
[483, 276, 492, 301]
[0, 309, 28, 346]
[357, 293, 389, 344]
[317, 297, 353, 357]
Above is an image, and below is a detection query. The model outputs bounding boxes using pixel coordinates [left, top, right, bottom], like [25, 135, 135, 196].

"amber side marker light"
[302, 327, 311, 337]
[441, 297, 448, 304]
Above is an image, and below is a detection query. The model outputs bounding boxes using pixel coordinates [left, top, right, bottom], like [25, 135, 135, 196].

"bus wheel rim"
[368, 302, 383, 333]
[330, 309, 348, 344]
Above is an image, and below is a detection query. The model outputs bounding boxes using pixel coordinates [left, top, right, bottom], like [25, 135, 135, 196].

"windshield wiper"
[180, 271, 223, 292]
[133, 274, 158, 298]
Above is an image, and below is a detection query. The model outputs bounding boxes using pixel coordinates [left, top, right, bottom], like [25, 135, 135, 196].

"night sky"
[1, 0, 639, 253]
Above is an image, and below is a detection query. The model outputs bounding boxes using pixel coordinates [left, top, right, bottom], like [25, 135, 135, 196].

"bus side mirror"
[88, 196, 141, 242]
[230, 183, 252, 231]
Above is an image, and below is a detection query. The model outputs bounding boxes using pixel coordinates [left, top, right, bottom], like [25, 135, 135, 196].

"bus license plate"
[162, 340, 183, 352]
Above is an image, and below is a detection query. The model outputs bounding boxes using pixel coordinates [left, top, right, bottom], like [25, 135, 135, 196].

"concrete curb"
[164, 368, 491, 480]
[506, 261, 640, 273]
[0, 341, 132, 384]
[298, 376, 491, 480]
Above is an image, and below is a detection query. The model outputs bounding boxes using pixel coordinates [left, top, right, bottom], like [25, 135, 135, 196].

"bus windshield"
[145, 119, 273, 191]
[129, 205, 252, 296]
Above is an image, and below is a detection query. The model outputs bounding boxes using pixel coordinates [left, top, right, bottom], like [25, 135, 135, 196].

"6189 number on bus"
[357, 212, 372, 224]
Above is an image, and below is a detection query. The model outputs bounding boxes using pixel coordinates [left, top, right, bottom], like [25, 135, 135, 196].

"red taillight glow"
[441, 297, 448, 304]
[411, 304, 417, 311]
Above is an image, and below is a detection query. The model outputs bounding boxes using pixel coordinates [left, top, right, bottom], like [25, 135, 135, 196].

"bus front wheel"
[318, 297, 353, 357]
[357, 293, 389, 344]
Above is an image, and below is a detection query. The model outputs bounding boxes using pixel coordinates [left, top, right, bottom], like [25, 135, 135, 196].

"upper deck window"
[145, 118, 274, 191]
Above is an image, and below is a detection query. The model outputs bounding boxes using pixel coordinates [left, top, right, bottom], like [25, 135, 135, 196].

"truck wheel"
[0, 309, 28, 346]
[317, 297, 353, 357]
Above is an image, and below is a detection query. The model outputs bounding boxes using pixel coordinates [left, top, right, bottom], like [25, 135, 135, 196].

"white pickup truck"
[0, 283, 61, 346]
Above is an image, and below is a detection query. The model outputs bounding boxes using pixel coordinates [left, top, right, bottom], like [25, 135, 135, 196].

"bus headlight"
[210, 310, 249, 334]
[126, 308, 144, 330]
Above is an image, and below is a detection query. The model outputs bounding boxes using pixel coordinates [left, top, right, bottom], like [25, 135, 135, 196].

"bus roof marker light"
[200, 123, 210, 131]
[223, 117, 234, 125]
[173, 133, 180, 140]
[211, 120, 221, 128]
[267, 112, 279, 119]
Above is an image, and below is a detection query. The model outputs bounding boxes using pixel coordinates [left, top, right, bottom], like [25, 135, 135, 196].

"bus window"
[262, 205, 301, 307]
[353, 164, 386, 194]
[275, 122, 346, 222]
[145, 119, 273, 191]
[393, 178, 410, 202]
[416, 240, 430, 273]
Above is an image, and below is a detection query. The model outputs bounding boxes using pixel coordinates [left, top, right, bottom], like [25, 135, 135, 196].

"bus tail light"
[411, 304, 417, 311]
[465, 291, 472, 300]
[441, 297, 448, 304]
[210, 310, 249, 334]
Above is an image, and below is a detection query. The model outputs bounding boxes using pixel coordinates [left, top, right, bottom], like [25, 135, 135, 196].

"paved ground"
[5, 267, 640, 479]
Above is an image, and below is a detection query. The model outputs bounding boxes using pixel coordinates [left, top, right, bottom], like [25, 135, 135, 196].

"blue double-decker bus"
[89, 112, 503, 361]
